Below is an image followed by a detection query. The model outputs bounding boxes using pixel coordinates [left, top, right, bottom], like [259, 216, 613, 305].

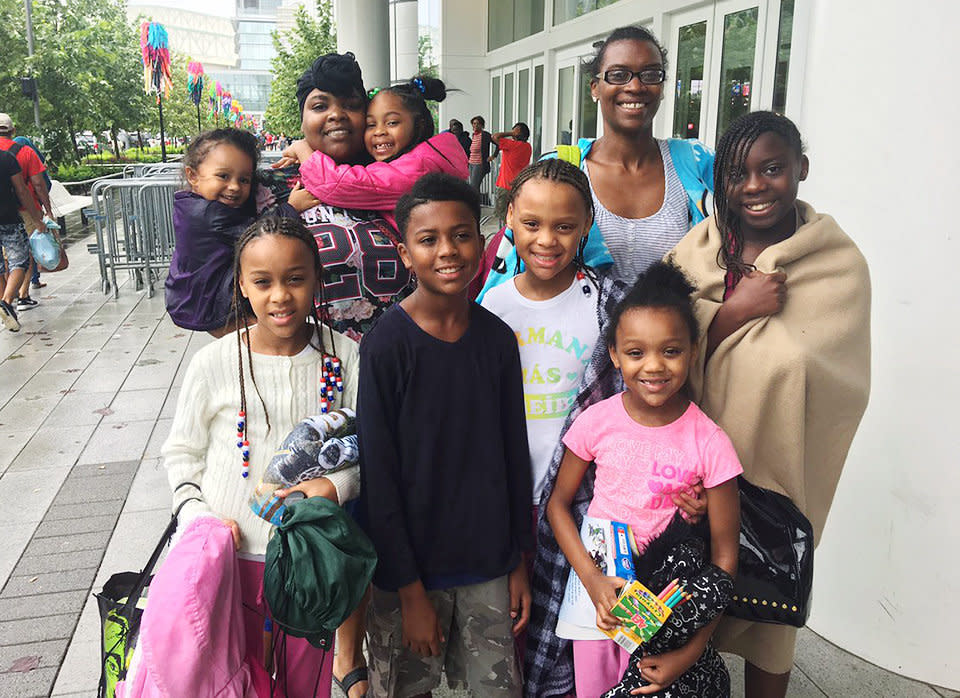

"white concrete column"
[799, 0, 960, 689]
[336, 0, 390, 90]
[391, 0, 419, 82]
[435, 0, 487, 128]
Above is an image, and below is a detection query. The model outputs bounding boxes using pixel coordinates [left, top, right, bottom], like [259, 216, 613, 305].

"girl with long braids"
[671, 111, 871, 697]
[163, 216, 360, 697]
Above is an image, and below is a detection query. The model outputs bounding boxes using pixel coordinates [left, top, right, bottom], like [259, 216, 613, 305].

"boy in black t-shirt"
[359, 173, 532, 697]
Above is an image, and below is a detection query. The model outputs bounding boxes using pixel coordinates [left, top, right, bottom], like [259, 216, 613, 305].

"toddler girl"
[282, 75, 468, 231]
[537, 261, 742, 697]
[163, 216, 360, 697]
[165, 128, 312, 336]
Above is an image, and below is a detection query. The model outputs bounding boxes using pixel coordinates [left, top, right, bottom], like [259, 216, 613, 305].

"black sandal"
[333, 666, 368, 698]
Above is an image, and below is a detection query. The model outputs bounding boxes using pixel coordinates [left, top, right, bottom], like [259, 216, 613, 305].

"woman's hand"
[287, 181, 320, 212]
[629, 643, 701, 695]
[728, 270, 786, 321]
[398, 582, 444, 656]
[274, 476, 339, 504]
[583, 571, 626, 631]
[508, 561, 531, 636]
[673, 481, 707, 523]
[221, 517, 242, 550]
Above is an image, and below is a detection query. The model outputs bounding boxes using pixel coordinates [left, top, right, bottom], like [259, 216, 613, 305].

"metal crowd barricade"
[88, 176, 178, 298]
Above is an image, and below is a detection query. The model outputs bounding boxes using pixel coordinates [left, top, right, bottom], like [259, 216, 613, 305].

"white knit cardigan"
[162, 329, 360, 556]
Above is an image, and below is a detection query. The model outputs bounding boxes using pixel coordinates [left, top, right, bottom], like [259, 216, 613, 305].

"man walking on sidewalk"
[0, 113, 54, 312]
[0, 148, 40, 331]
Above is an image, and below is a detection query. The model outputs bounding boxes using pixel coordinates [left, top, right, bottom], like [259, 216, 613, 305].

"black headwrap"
[296, 51, 367, 115]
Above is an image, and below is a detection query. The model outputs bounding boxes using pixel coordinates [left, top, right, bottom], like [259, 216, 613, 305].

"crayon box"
[601, 580, 673, 654]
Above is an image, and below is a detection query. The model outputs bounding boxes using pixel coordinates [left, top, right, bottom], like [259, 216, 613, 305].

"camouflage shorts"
[367, 576, 522, 698]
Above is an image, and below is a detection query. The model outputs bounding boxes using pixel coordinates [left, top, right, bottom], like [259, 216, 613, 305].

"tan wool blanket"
[670, 201, 871, 543]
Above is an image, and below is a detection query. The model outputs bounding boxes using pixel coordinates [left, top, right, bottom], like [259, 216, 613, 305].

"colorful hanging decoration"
[140, 22, 172, 99]
[187, 61, 205, 133]
[140, 21, 172, 161]
[186, 61, 205, 105]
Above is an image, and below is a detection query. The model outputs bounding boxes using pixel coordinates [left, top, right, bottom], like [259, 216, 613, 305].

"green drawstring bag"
[264, 497, 377, 648]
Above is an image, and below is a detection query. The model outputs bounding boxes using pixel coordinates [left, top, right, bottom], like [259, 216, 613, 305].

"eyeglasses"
[596, 68, 666, 86]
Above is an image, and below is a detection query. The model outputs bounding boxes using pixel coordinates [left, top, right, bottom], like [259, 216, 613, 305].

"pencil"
[665, 588, 685, 607]
[658, 578, 679, 600]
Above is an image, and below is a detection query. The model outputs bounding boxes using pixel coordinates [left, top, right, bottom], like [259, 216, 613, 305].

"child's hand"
[583, 572, 626, 631]
[508, 561, 531, 636]
[728, 269, 786, 320]
[274, 476, 338, 504]
[399, 583, 444, 657]
[629, 644, 700, 695]
[287, 182, 320, 213]
[221, 517, 242, 550]
[673, 481, 706, 523]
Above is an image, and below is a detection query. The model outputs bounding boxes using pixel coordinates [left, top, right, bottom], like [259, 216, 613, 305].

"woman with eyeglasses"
[580, 25, 715, 284]
[475, 25, 713, 301]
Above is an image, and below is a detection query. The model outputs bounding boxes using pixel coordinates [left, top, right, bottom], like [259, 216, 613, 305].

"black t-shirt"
[0, 149, 22, 225]
[357, 303, 534, 591]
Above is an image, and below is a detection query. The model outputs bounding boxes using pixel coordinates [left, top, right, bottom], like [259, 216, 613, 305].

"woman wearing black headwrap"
[282, 52, 411, 342]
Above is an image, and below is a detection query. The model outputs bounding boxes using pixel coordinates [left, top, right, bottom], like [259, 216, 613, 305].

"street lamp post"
[24, 0, 41, 130]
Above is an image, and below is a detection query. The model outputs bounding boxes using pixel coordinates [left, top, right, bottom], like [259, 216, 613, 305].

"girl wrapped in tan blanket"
[670, 112, 870, 696]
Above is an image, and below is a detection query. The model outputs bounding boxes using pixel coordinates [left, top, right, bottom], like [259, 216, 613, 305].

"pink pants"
[572, 639, 632, 698]
[239, 558, 334, 698]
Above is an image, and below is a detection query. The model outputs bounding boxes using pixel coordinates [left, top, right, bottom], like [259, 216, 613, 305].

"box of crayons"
[602, 579, 690, 654]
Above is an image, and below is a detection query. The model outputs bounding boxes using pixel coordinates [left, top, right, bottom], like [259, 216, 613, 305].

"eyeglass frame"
[595, 68, 667, 86]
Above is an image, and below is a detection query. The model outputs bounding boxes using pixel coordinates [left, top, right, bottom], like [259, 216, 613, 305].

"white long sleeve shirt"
[162, 329, 360, 556]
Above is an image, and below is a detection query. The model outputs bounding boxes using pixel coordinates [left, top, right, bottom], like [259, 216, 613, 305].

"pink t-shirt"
[562, 394, 742, 549]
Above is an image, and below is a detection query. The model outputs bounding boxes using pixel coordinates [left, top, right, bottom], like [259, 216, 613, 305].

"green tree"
[417, 34, 440, 131]
[264, 0, 336, 136]
[0, 0, 32, 138]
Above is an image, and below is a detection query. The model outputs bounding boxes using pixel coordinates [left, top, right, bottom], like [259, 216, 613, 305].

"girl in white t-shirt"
[481, 159, 602, 512]
[546, 261, 741, 697]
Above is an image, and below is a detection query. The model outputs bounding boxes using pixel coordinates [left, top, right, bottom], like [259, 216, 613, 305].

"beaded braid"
[506, 159, 600, 290]
[713, 111, 805, 291]
[231, 215, 340, 478]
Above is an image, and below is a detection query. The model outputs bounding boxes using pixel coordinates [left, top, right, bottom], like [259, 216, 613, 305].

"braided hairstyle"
[506, 158, 598, 287]
[713, 111, 805, 283]
[371, 75, 448, 156]
[587, 25, 668, 76]
[231, 216, 337, 437]
[605, 259, 699, 349]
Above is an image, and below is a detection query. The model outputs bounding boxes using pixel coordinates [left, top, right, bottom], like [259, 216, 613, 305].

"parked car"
[75, 131, 99, 155]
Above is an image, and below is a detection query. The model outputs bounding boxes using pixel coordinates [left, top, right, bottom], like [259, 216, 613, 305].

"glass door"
[665, 0, 776, 146]
[555, 46, 600, 148]
[666, 5, 714, 141]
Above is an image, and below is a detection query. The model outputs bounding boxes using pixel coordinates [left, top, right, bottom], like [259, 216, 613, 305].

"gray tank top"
[586, 140, 690, 284]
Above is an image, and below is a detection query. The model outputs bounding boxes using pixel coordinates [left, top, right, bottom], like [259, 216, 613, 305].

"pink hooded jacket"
[298, 131, 469, 231]
[116, 517, 254, 698]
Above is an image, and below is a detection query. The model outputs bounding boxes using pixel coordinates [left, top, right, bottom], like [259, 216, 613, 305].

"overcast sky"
[128, 0, 235, 17]
[128, 0, 440, 25]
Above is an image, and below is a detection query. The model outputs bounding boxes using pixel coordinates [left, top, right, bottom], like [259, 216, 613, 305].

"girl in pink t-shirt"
[546, 261, 741, 697]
